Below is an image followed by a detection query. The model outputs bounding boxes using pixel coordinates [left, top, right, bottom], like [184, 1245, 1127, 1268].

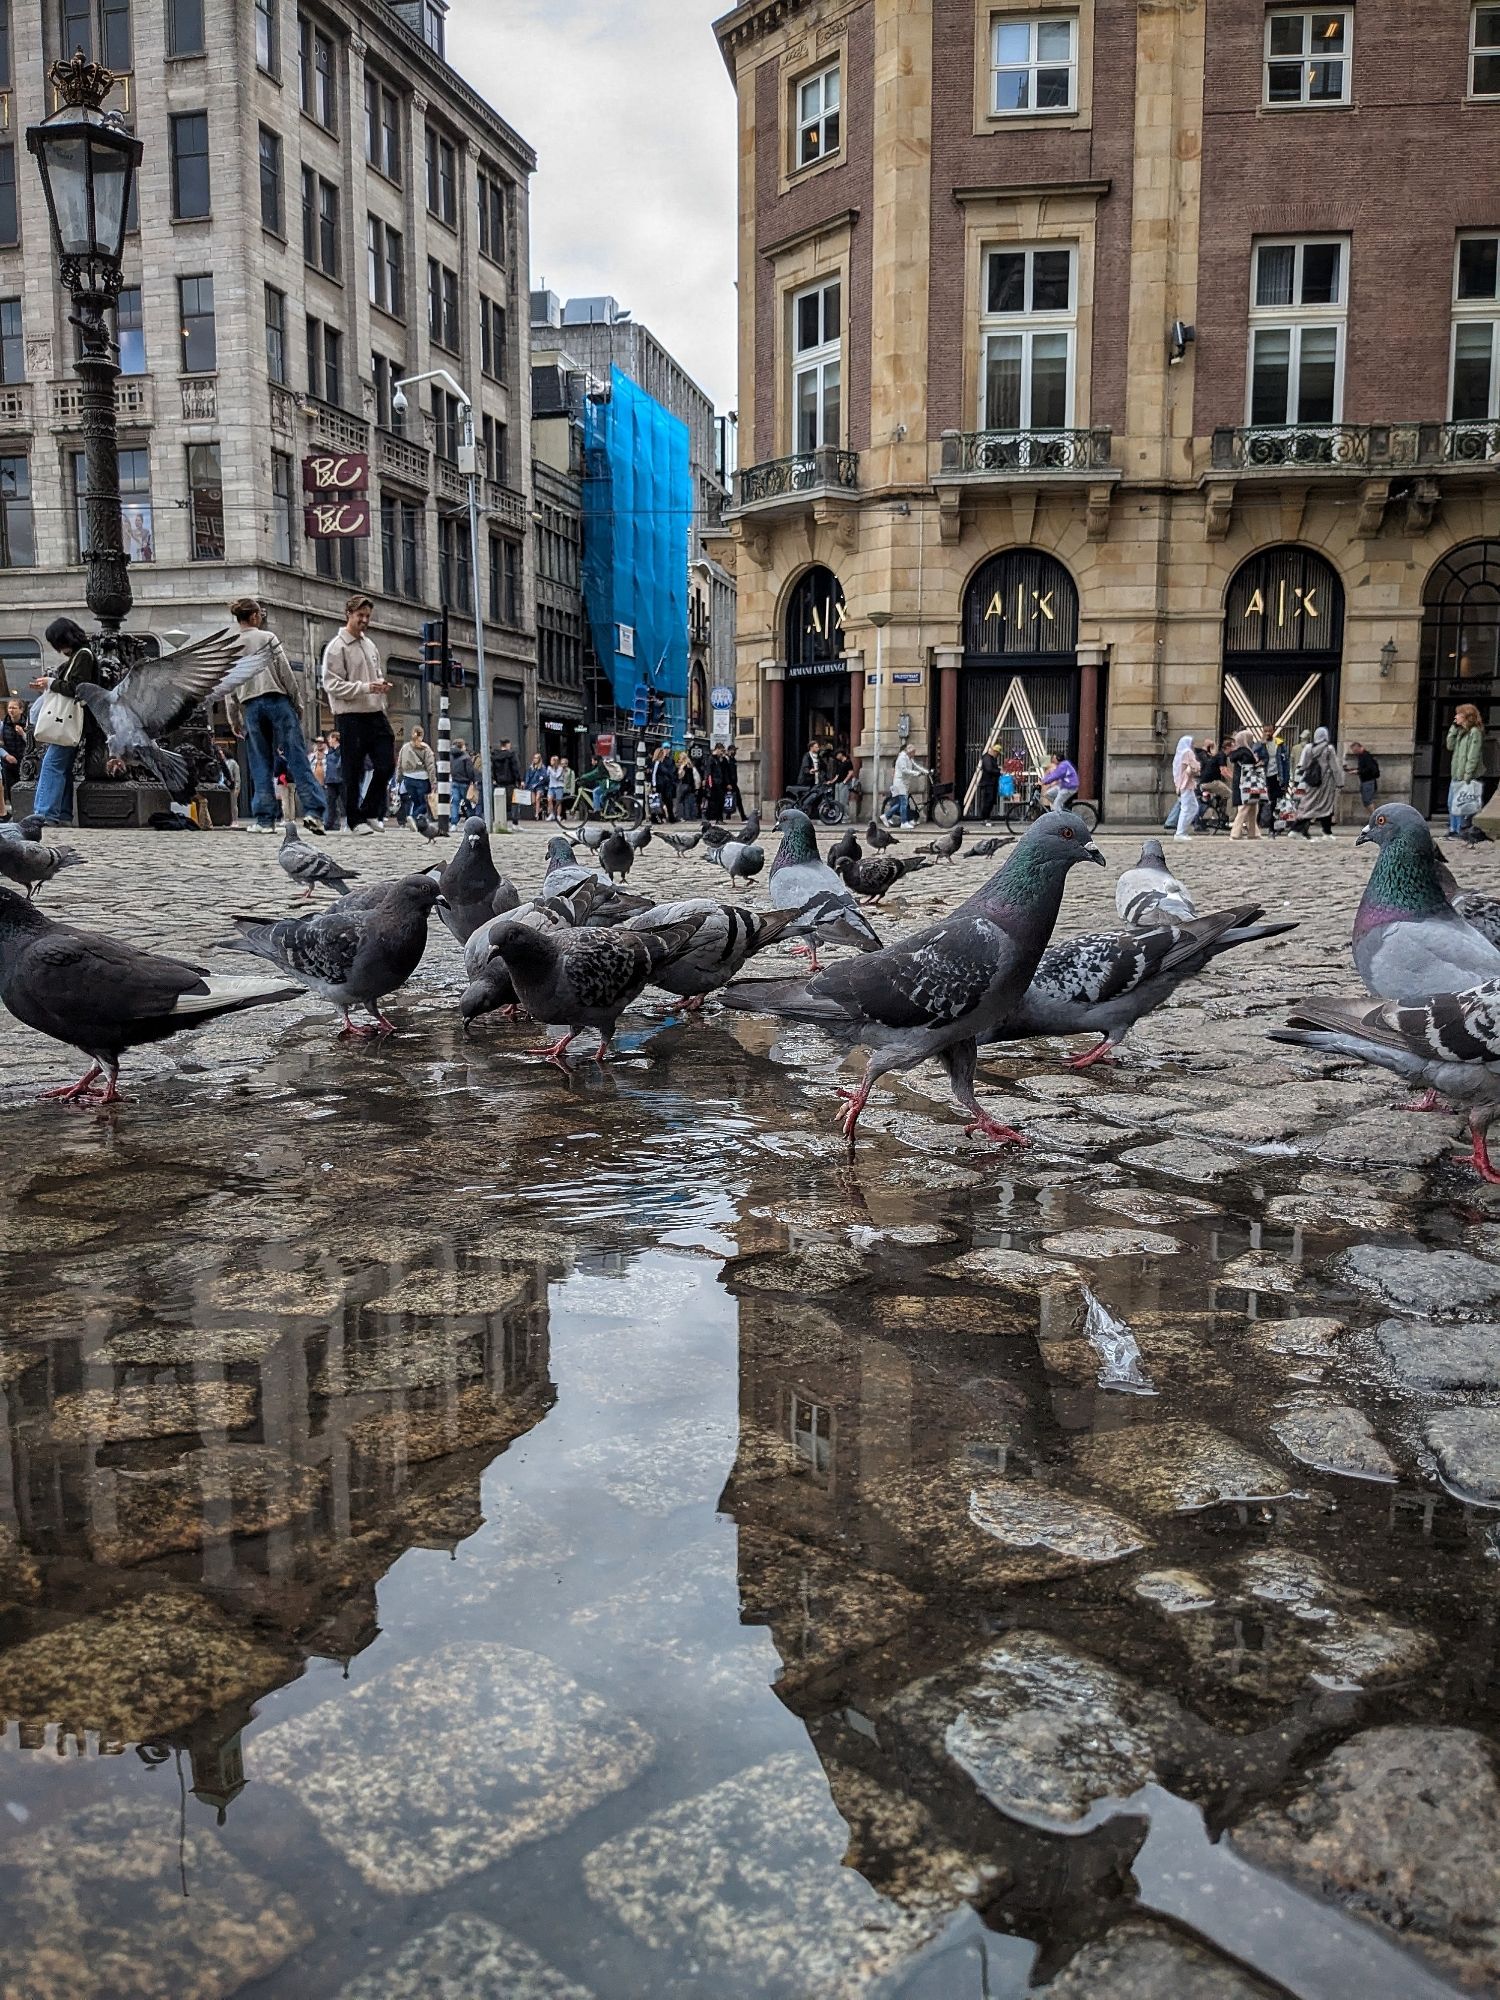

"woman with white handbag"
[29, 617, 94, 827]
[1446, 703, 1487, 839]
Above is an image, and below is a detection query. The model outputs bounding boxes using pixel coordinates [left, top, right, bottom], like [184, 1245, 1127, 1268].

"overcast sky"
[448, 0, 740, 413]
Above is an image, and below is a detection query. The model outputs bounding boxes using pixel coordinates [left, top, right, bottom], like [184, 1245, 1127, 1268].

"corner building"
[713, 0, 1500, 816]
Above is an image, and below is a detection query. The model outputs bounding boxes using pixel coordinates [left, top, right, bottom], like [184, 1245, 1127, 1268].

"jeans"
[397, 776, 431, 822]
[1360, 779, 1377, 809]
[34, 744, 77, 823]
[892, 791, 915, 825]
[337, 711, 396, 828]
[243, 693, 327, 826]
[1448, 781, 1472, 835]
[1174, 790, 1200, 839]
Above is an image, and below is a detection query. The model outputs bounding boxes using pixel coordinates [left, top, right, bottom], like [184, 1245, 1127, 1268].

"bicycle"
[777, 781, 847, 825]
[1001, 775, 1099, 834]
[880, 781, 962, 830]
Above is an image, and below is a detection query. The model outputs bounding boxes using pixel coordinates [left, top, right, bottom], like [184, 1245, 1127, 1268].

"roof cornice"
[712, 0, 811, 72]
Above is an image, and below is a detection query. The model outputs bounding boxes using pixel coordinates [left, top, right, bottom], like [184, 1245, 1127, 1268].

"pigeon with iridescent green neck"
[1354, 803, 1500, 1003]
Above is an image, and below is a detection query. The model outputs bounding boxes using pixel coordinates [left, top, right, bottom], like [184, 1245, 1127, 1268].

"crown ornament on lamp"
[50, 49, 118, 109]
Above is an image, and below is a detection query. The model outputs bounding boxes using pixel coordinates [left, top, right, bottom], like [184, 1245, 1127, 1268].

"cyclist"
[1040, 750, 1079, 812]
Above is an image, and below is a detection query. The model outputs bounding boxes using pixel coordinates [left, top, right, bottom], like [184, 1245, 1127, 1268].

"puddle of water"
[0, 1004, 1495, 1997]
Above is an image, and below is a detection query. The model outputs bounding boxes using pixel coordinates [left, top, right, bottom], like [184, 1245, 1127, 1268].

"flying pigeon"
[991, 904, 1298, 1068]
[1271, 983, 1500, 1185]
[0, 886, 293, 1104]
[832, 853, 931, 905]
[625, 821, 653, 853]
[967, 836, 1013, 860]
[481, 916, 704, 1065]
[662, 829, 702, 857]
[768, 809, 882, 968]
[0, 835, 84, 901]
[1115, 839, 1198, 926]
[725, 811, 1105, 1144]
[866, 817, 898, 851]
[225, 873, 439, 1037]
[599, 830, 636, 883]
[277, 824, 358, 902]
[435, 820, 520, 945]
[922, 826, 965, 862]
[1353, 803, 1500, 1004]
[626, 898, 801, 1009]
[828, 828, 861, 866]
[76, 629, 259, 793]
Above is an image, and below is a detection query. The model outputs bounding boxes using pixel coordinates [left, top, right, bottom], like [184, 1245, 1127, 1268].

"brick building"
[712, 0, 1500, 818]
[0, 0, 536, 758]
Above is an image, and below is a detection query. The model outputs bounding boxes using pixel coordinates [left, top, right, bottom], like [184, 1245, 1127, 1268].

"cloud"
[448, 0, 738, 411]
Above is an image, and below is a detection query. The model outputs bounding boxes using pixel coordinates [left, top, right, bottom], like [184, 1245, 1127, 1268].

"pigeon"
[699, 822, 732, 852]
[411, 810, 442, 844]
[768, 809, 882, 968]
[75, 629, 260, 793]
[967, 836, 1013, 861]
[575, 822, 610, 852]
[435, 820, 520, 945]
[0, 835, 85, 901]
[1353, 803, 1500, 1004]
[481, 917, 703, 1064]
[277, 824, 358, 902]
[1270, 983, 1500, 1185]
[866, 817, 898, 851]
[626, 898, 802, 1008]
[1115, 839, 1197, 926]
[738, 810, 762, 845]
[0, 886, 293, 1104]
[625, 821, 653, 853]
[705, 833, 764, 892]
[724, 812, 1106, 1144]
[662, 829, 702, 857]
[1452, 886, 1500, 949]
[832, 853, 931, 904]
[922, 826, 965, 862]
[0, 816, 46, 843]
[991, 904, 1298, 1068]
[828, 828, 861, 866]
[225, 873, 440, 1037]
[599, 830, 635, 883]
[459, 889, 598, 1029]
[540, 835, 603, 900]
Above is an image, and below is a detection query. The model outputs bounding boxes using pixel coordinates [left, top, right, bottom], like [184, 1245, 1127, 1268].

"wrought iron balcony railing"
[1429, 418, 1500, 464]
[1213, 421, 1500, 472]
[735, 447, 859, 507]
[940, 427, 1113, 474]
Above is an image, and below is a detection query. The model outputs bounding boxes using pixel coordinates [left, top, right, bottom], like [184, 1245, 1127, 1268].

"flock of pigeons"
[0, 794, 1498, 1175]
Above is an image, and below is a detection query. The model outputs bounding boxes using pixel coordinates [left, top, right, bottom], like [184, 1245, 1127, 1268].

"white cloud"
[447, 0, 738, 411]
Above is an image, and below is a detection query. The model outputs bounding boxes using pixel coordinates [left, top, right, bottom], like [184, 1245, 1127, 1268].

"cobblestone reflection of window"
[789, 1394, 834, 1485]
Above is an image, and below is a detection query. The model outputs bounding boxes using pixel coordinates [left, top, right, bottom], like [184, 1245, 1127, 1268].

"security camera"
[392, 386, 409, 416]
[1169, 320, 1196, 366]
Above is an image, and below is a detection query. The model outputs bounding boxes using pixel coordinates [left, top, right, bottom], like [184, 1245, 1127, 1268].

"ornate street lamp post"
[27, 54, 143, 673]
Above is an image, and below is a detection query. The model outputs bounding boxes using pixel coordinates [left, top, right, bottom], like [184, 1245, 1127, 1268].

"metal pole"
[436, 604, 452, 831]
[870, 618, 887, 820]
[74, 288, 130, 676]
[464, 408, 494, 831]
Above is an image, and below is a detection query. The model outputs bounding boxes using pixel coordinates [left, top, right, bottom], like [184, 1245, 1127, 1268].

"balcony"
[941, 426, 1113, 474]
[735, 447, 858, 510]
[49, 376, 154, 427]
[376, 428, 430, 488]
[1205, 421, 1500, 538]
[306, 400, 370, 455]
[485, 482, 528, 533]
[435, 456, 467, 506]
[0, 383, 31, 431]
[179, 376, 217, 423]
[933, 427, 1118, 544]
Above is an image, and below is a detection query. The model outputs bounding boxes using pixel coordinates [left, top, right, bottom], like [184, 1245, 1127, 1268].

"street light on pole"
[27, 53, 142, 679]
[868, 609, 891, 819]
[391, 367, 494, 830]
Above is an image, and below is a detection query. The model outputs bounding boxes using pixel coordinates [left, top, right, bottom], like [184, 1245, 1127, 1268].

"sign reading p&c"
[302, 453, 371, 540]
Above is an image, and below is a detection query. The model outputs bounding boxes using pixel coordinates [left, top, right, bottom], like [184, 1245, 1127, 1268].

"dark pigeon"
[967, 836, 1013, 861]
[625, 821, 653, 853]
[277, 823, 358, 902]
[459, 888, 596, 1029]
[435, 819, 520, 945]
[1354, 802, 1500, 1003]
[828, 828, 861, 866]
[599, 830, 635, 883]
[0, 886, 293, 1103]
[77, 629, 260, 793]
[482, 916, 704, 1064]
[0, 834, 85, 901]
[225, 873, 439, 1037]
[626, 898, 801, 1007]
[866, 817, 898, 851]
[922, 825, 964, 862]
[833, 853, 930, 904]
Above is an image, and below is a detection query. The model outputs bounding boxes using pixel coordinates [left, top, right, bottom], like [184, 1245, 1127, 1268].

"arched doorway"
[1220, 546, 1344, 748]
[1416, 541, 1500, 817]
[960, 550, 1083, 795]
[783, 566, 848, 783]
[689, 661, 708, 736]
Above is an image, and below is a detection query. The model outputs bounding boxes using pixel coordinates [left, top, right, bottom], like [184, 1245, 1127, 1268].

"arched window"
[784, 566, 846, 669]
[963, 547, 1079, 658]
[1416, 541, 1500, 814]
[689, 662, 708, 735]
[1220, 545, 1344, 743]
[959, 549, 1083, 790]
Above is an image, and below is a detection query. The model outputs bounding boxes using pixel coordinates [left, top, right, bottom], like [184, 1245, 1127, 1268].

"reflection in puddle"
[0, 1007, 1497, 1997]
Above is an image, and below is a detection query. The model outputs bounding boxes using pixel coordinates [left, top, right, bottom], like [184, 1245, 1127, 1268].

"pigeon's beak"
[1084, 840, 1106, 867]
[1356, 823, 1374, 848]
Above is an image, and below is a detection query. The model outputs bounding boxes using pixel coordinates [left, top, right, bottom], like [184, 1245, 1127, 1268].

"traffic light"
[420, 620, 445, 684]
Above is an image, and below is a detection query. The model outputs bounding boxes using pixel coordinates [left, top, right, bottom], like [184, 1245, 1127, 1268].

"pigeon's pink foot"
[791, 942, 823, 973]
[93, 1072, 123, 1107]
[836, 1082, 873, 1143]
[39, 1065, 102, 1102]
[1464, 1128, 1500, 1185]
[337, 1014, 378, 1040]
[964, 1111, 1030, 1147]
[299, 888, 316, 902]
[1404, 1089, 1451, 1112]
[593, 1036, 615, 1064]
[529, 1032, 576, 1069]
[1065, 1038, 1116, 1071]
[373, 1010, 397, 1036]
[684, 995, 706, 1013]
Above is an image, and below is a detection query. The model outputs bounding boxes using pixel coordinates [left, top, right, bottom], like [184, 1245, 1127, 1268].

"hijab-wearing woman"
[1172, 733, 1201, 842]
[1292, 725, 1340, 838]
[1228, 728, 1263, 840]
[1446, 702, 1486, 836]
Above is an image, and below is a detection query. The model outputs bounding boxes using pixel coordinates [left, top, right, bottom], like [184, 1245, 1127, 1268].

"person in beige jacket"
[228, 597, 328, 834]
[396, 726, 437, 825]
[320, 594, 395, 834]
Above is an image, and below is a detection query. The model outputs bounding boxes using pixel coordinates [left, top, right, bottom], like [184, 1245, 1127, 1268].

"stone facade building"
[712, 0, 1500, 816]
[0, 0, 536, 756]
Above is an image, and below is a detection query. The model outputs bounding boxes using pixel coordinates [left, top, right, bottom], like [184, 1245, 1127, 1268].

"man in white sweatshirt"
[320, 595, 394, 834]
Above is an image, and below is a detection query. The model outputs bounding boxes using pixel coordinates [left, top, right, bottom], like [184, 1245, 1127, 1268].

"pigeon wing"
[10, 929, 206, 1044]
[107, 629, 249, 739]
[810, 919, 1001, 1030]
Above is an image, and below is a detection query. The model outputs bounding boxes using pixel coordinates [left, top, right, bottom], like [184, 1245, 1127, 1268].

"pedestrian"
[320, 594, 395, 836]
[1199, 737, 1232, 816]
[396, 725, 436, 823]
[1039, 748, 1079, 812]
[796, 740, 822, 790]
[1171, 733, 1201, 841]
[1228, 729, 1264, 840]
[890, 742, 928, 827]
[1349, 741, 1381, 811]
[1, 697, 25, 816]
[723, 747, 744, 819]
[704, 748, 727, 821]
[449, 739, 476, 821]
[1261, 730, 1288, 835]
[974, 745, 1001, 823]
[651, 745, 677, 821]
[227, 598, 328, 835]
[1290, 726, 1340, 839]
[1446, 703, 1486, 837]
[675, 752, 699, 820]
[491, 737, 522, 827]
[323, 730, 343, 830]
[546, 754, 567, 824]
[30, 617, 95, 827]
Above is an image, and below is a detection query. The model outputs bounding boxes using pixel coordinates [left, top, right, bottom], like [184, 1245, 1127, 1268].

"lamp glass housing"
[28, 104, 140, 272]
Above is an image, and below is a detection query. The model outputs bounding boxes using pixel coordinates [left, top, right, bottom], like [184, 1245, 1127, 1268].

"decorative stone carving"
[1203, 481, 1234, 540]
[936, 485, 964, 544]
[26, 338, 52, 380]
[812, 498, 857, 552]
[1279, 484, 1309, 542]
[1010, 490, 1037, 546]
[1085, 482, 1113, 542]
[1404, 477, 1441, 536]
[1355, 479, 1390, 538]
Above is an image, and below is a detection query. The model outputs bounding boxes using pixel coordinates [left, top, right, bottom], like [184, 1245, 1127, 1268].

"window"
[0, 300, 21, 384]
[490, 536, 519, 625]
[314, 530, 358, 583]
[428, 258, 459, 350]
[477, 169, 507, 261]
[178, 274, 215, 372]
[303, 168, 339, 274]
[437, 512, 471, 610]
[365, 75, 401, 181]
[259, 125, 283, 233]
[791, 278, 841, 451]
[0, 0, 11, 89]
[115, 286, 144, 374]
[271, 449, 296, 565]
[431, 386, 462, 461]
[367, 216, 404, 317]
[300, 15, 336, 128]
[1264, 10, 1351, 106]
[73, 445, 152, 561]
[255, 0, 277, 72]
[167, 0, 203, 56]
[1248, 238, 1346, 426]
[980, 245, 1075, 431]
[426, 126, 457, 224]
[482, 413, 507, 483]
[1473, 5, 1500, 95]
[187, 443, 222, 559]
[0, 455, 33, 567]
[794, 63, 840, 167]
[421, 0, 443, 56]
[480, 297, 505, 381]
[61, 0, 130, 68]
[305, 316, 341, 405]
[265, 285, 287, 383]
[0, 147, 14, 248]
[380, 494, 420, 597]
[170, 111, 210, 219]
[990, 14, 1076, 114]
[373, 352, 405, 432]
[1453, 235, 1500, 422]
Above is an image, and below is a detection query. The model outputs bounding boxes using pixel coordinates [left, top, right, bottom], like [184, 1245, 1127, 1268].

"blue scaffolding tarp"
[582, 367, 691, 743]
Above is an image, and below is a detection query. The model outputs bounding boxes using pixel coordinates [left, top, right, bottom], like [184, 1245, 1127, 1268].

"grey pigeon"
[540, 834, 601, 901]
[277, 823, 358, 902]
[866, 817, 898, 851]
[575, 821, 610, 852]
[625, 821, 653, 853]
[482, 917, 704, 1064]
[0, 885, 293, 1103]
[833, 853, 931, 904]
[738, 810, 762, 845]
[922, 825, 964, 862]
[1115, 838, 1197, 926]
[699, 821, 731, 852]
[1353, 803, 1500, 1004]
[411, 809, 442, 844]
[828, 828, 861, 866]
[626, 898, 801, 1008]
[1, 815, 46, 843]
[435, 820, 519, 945]
[599, 830, 635, 883]
[705, 833, 764, 892]
[460, 889, 596, 1029]
[992, 904, 1298, 1067]
[663, 829, 702, 857]
[968, 836, 1013, 860]
[1271, 981, 1500, 1186]
[724, 811, 1105, 1144]
[0, 835, 85, 901]
[77, 629, 259, 793]
[225, 873, 439, 1036]
[1434, 852, 1500, 946]
[769, 809, 882, 967]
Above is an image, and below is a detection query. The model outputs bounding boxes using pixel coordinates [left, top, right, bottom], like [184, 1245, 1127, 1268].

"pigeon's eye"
[1376, 815, 1386, 824]
[1062, 828, 1074, 839]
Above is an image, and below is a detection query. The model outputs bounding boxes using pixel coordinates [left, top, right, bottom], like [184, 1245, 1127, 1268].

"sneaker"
[245, 822, 270, 834]
[354, 822, 374, 837]
[371, 819, 386, 832]
[302, 816, 325, 837]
